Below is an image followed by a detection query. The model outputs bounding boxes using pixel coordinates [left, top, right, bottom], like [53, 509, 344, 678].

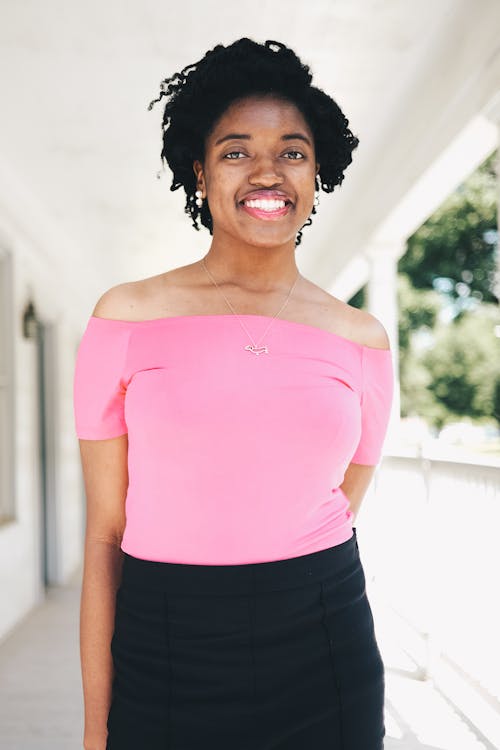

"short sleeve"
[350, 346, 394, 465]
[73, 316, 131, 440]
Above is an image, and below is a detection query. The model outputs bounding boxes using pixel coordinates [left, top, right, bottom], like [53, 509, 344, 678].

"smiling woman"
[147, 37, 359, 247]
[76, 36, 392, 750]
[192, 94, 320, 249]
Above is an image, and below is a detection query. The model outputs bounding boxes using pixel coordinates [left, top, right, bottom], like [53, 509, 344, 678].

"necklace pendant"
[244, 344, 269, 355]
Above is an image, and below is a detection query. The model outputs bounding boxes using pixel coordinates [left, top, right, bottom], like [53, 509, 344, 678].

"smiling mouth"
[239, 199, 293, 220]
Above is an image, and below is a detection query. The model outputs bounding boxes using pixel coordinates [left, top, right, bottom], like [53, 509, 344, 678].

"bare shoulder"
[92, 281, 137, 320]
[350, 307, 391, 350]
[91, 277, 158, 321]
[91, 265, 194, 321]
[303, 279, 391, 350]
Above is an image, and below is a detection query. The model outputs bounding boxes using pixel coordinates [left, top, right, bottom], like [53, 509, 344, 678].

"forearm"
[340, 462, 378, 525]
[80, 539, 124, 746]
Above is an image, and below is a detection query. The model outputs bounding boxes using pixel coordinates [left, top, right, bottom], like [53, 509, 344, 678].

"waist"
[120, 528, 359, 596]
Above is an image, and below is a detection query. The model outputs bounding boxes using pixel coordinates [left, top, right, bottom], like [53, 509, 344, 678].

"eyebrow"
[214, 132, 312, 147]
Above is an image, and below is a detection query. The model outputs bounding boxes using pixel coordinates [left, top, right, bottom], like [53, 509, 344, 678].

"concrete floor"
[0, 569, 496, 750]
[0, 568, 83, 750]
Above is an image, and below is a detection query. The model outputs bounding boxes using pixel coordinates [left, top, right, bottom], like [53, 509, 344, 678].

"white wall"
[0, 203, 116, 644]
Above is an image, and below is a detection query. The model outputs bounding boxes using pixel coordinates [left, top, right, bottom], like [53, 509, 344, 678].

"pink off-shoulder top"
[73, 314, 394, 564]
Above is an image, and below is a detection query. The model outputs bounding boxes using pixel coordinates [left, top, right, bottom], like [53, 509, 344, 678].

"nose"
[247, 155, 284, 187]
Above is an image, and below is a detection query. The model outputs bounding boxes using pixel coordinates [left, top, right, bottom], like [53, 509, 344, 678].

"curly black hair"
[147, 37, 359, 247]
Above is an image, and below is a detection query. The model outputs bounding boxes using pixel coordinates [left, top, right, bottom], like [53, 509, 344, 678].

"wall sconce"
[22, 299, 38, 339]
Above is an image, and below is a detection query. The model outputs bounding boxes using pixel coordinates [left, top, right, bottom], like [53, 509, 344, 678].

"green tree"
[493, 379, 500, 428]
[399, 151, 498, 307]
[350, 150, 499, 436]
[421, 304, 500, 428]
[397, 274, 441, 351]
[396, 274, 443, 420]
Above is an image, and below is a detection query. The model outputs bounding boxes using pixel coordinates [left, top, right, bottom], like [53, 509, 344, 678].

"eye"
[223, 151, 246, 159]
[284, 150, 305, 160]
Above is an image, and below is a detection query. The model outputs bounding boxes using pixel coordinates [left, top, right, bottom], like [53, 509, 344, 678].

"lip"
[239, 190, 294, 205]
[239, 201, 292, 221]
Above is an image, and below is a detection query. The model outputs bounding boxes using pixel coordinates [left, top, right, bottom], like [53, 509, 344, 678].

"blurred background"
[0, 1, 499, 748]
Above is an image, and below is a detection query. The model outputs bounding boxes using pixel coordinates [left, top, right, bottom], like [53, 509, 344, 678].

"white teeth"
[244, 199, 287, 211]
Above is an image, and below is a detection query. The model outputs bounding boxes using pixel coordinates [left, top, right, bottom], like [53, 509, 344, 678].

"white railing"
[357, 446, 500, 745]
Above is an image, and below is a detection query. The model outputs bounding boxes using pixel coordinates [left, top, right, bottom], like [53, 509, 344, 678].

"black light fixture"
[22, 299, 38, 339]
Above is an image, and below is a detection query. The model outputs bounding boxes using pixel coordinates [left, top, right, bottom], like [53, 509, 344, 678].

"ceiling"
[0, 0, 498, 308]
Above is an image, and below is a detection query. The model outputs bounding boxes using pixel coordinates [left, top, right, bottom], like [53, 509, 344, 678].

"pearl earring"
[195, 190, 203, 208]
[314, 191, 320, 208]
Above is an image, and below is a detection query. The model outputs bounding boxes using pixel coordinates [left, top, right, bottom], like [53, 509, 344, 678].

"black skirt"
[106, 527, 385, 749]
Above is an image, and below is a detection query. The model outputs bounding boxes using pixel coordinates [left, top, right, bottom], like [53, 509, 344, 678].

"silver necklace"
[200, 258, 301, 356]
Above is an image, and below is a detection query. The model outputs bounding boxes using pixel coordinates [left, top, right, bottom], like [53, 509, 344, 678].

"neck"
[201, 245, 300, 295]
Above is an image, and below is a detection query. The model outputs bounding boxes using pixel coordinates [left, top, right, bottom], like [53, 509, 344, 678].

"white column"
[364, 241, 402, 448]
[483, 91, 500, 304]
[495, 141, 500, 305]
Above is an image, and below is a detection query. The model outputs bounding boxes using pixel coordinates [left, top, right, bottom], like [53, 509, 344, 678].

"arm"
[339, 462, 376, 524]
[79, 433, 128, 750]
[340, 311, 391, 524]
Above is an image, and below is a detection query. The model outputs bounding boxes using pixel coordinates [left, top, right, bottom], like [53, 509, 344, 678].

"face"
[193, 95, 320, 249]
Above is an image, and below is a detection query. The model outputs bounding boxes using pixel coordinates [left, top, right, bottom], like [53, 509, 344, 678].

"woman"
[74, 38, 394, 750]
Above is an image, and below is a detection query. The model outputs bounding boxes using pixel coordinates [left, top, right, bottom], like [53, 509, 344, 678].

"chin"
[245, 235, 295, 250]
[240, 225, 300, 247]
